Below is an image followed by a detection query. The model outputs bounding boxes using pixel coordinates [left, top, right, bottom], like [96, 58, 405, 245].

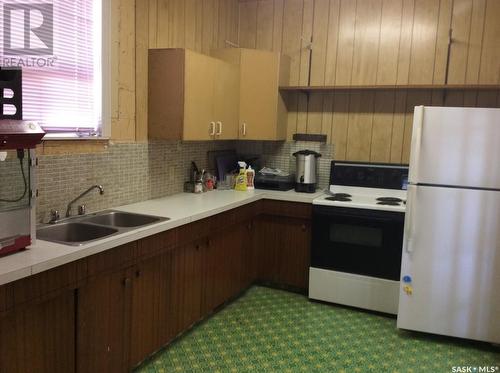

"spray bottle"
[234, 161, 248, 191]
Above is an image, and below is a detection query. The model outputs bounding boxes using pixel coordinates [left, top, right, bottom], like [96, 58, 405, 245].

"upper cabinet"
[149, 48, 291, 141]
[148, 49, 240, 141]
[211, 48, 291, 140]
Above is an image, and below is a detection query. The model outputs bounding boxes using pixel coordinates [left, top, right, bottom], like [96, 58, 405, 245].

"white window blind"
[1, 0, 103, 137]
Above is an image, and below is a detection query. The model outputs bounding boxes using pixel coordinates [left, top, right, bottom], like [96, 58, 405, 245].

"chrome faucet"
[65, 185, 104, 217]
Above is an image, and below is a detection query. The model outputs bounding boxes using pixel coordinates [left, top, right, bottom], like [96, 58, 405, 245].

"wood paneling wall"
[111, 0, 240, 141]
[238, 0, 500, 163]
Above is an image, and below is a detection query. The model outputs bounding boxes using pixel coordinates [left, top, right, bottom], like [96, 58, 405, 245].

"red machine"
[0, 120, 45, 256]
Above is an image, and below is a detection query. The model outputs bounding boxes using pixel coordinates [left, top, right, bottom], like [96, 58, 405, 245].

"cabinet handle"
[135, 270, 141, 278]
[242, 122, 247, 136]
[216, 121, 222, 136]
[209, 122, 216, 136]
[122, 277, 131, 287]
[301, 224, 306, 232]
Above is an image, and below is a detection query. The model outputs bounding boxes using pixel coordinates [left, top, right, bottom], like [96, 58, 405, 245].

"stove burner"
[326, 193, 352, 202]
[326, 196, 352, 202]
[376, 197, 403, 203]
[331, 193, 352, 198]
[377, 201, 400, 206]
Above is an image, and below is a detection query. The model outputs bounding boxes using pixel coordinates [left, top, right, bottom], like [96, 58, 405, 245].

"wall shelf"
[279, 84, 500, 92]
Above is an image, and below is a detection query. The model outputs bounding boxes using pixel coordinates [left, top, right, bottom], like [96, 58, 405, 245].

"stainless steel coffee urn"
[293, 150, 321, 193]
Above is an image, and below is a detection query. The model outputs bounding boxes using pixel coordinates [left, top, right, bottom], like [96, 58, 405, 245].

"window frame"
[42, 0, 111, 141]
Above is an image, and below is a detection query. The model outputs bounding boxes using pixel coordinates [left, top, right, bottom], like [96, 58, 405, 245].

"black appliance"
[0, 67, 22, 120]
[254, 173, 295, 191]
[311, 206, 404, 280]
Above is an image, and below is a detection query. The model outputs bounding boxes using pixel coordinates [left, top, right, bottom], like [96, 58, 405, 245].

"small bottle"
[246, 165, 255, 190]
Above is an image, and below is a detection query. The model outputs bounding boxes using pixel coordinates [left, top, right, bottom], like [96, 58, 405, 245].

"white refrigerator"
[397, 106, 500, 343]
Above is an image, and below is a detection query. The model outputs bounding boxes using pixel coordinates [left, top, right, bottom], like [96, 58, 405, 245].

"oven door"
[311, 205, 404, 280]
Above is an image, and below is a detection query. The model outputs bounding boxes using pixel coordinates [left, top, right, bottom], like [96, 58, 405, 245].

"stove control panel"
[330, 161, 409, 190]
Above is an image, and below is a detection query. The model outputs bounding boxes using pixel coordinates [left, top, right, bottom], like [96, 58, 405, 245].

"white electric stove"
[309, 162, 408, 315]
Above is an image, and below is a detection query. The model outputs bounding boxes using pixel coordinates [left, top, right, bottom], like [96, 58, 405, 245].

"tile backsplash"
[35, 141, 232, 222]
[0, 140, 334, 223]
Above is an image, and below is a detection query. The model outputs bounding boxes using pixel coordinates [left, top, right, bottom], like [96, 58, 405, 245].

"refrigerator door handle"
[404, 186, 417, 253]
[409, 106, 424, 184]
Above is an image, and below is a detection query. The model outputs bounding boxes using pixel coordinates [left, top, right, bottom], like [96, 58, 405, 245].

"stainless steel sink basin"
[83, 211, 165, 228]
[37, 210, 169, 246]
[37, 222, 119, 246]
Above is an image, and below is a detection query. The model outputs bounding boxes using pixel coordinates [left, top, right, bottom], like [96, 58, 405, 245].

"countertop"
[0, 189, 323, 286]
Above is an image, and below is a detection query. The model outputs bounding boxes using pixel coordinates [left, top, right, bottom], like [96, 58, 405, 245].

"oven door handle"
[314, 212, 399, 223]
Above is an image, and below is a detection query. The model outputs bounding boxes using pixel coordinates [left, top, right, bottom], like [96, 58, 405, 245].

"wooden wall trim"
[106, 0, 241, 142]
[238, 0, 500, 163]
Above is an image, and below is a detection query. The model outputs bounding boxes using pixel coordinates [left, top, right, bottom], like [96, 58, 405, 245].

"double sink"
[37, 210, 170, 246]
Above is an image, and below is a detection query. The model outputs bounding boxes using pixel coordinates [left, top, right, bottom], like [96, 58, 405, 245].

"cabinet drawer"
[234, 202, 260, 224]
[12, 259, 86, 305]
[177, 219, 210, 245]
[136, 228, 178, 260]
[87, 242, 136, 277]
[209, 202, 260, 234]
[261, 200, 312, 220]
[209, 208, 238, 232]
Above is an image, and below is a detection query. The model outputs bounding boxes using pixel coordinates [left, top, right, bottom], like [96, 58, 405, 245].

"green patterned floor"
[136, 286, 499, 373]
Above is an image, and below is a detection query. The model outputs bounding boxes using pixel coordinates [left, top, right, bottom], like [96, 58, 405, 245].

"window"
[1, 0, 109, 138]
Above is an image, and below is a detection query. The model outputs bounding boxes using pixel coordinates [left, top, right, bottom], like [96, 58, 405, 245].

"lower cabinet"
[129, 252, 172, 368]
[203, 224, 246, 314]
[240, 219, 256, 290]
[77, 267, 132, 373]
[0, 200, 312, 372]
[0, 290, 76, 373]
[169, 239, 205, 338]
[254, 214, 311, 289]
[78, 251, 174, 372]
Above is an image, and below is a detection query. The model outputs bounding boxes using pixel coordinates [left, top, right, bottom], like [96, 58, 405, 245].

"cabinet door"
[252, 217, 276, 283]
[77, 269, 132, 373]
[254, 215, 311, 290]
[184, 50, 216, 140]
[203, 226, 245, 314]
[239, 50, 280, 140]
[213, 60, 240, 140]
[129, 252, 172, 369]
[169, 240, 204, 337]
[240, 219, 256, 289]
[274, 217, 311, 289]
[0, 290, 75, 373]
